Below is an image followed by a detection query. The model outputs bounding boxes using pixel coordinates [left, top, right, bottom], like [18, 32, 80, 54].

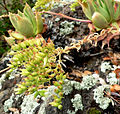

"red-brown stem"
[39, 11, 92, 23]
[1, 10, 92, 23]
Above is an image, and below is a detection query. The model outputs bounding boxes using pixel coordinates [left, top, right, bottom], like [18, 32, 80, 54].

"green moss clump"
[87, 108, 101, 114]
[34, 0, 54, 11]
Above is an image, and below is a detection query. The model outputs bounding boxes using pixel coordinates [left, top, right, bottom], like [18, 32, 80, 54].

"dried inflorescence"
[8, 35, 67, 109]
[64, 27, 120, 53]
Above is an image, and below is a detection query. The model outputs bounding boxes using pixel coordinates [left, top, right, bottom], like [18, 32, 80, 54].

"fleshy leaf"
[92, 12, 109, 29]
[11, 32, 25, 40]
[16, 16, 34, 37]
[35, 12, 43, 34]
[23, 3, 37, 34]
[9, 13, 18, 31]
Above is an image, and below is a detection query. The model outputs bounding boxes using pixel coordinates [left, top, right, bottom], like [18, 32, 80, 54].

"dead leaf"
[9, 108, 19, 114]
[94, 70, 99, 74]
[103, 57, 111, 61]
[83, 70, 92, 76]
[110, 84, 120, 93]
[69, 69, 83, 77]
[114, 68, 120, 78]
[114, 84, 120, 91]
[110, 85, 115, 92]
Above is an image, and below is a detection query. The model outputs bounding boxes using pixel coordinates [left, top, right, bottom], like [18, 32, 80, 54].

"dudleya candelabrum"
[9, 35, 67, 109]
[9, 3, 43, 38]
[78, 0, 120, 30]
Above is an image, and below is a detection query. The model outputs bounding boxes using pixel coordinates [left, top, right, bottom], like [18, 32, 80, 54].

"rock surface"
[0, 2, 120, 114]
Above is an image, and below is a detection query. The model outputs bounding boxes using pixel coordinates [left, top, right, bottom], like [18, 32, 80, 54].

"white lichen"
[0, 74, 6, 90]
[52, 2, 64, 9]
[81, 74, 98, 90]
[44, 86, 58, 99]
[67, 109, 76, 114]
[63, 73, 99, 95]
[63, 79, 73, 95]
[106, 72, 118, 85]
[60, 21, 74, 36]
[4, 93, 15, 112]
[38, 86, 58, 114]
[112, 65, 120, 70]
[21, 94, 39, 114]
[4, 93, 22, 112]
[93, 85, 113, 110]
[55, 18, 60, 22]
[101, 62, 112, 73]
[38, 101, 46, 114]
[0, 68, 20, 90]
[71, 94, 83, 111]
[63, 79, 82, 95]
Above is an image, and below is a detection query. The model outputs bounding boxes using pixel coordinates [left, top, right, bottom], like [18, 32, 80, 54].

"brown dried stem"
[104, 91, 120, 105]
[0, 67, 10, 74]
[0, 14, 9, 19]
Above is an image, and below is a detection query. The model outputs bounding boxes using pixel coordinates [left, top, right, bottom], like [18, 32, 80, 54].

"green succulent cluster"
[9, 3, 43, 38]
[9, 36, 66, 109]
[70, 1, 80, 11]
[34, 0, 55, 11]
[78, 0, 120, 29]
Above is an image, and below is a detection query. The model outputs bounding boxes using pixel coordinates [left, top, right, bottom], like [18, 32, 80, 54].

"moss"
[87, 108, 101, 114]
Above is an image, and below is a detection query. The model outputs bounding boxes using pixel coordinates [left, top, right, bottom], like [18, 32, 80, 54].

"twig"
[90, 51, 105, 57]
[0, 67, 10, 74]
[0, 3, 5, 9]
[39, 11, 92, 23]
[0, 14, 9, 19]
[104, 91, 120, 104]
[3, 0, 9, 13]
[0, 10, 92, 23]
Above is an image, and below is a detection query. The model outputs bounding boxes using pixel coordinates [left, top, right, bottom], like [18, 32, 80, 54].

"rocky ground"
[0, 2, 120, 114]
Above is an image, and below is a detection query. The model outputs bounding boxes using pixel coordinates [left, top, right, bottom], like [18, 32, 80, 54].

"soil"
[0, 36, 10, 58]
[0, 3, 120, 114]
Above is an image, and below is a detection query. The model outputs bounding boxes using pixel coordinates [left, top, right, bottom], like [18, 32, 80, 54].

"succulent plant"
[8, 35, 67, 109]
[4, 30, 26, 46]
[9, 3, 43, 38]
[78, 0, 120, 29]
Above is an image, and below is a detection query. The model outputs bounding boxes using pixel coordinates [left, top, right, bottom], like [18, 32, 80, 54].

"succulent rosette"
[78, 0, 120, 29]
[9, 3, 43, 38]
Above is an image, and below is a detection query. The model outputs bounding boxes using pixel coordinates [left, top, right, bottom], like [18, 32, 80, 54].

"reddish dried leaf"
[94, 70, 99, 74]
[9, 108, 19, 114]
[103, 57, 111, 61]
[110, 85, 115, 92]
[114, 84, 120, 91]
[114, 68, 120, 78]
[83, 70, 92, 76]
[69, 70, 83, 77]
